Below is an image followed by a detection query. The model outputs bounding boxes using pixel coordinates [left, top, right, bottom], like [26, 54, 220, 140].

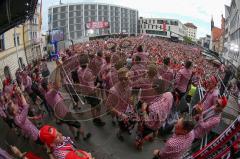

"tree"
[183, 36, 193, 44]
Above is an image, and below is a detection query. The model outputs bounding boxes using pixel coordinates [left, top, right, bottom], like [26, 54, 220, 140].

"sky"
[42, 0, 231, 38]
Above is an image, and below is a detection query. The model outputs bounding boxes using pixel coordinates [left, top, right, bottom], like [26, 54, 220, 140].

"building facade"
[138, 17, 187, 41]
[0, 3, 42, 86]
[211, 15, 225, 54]
[48, 2, 138, 43]
[184, 23, 197, 42]
[199, 35, 211, 49]
[222, 0, 240, 67]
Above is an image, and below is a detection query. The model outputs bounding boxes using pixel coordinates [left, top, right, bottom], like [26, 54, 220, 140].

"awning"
[0, 0, 38, 35]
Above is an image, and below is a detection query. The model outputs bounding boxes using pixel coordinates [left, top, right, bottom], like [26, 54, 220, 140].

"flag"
[163, 20, 166, 32]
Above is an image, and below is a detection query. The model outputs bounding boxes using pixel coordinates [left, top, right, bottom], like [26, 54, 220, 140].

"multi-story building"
[48, 2, 138, 43]
[23, 3, 43, 63]
[199, 35, 211, 49]
[211, 16, 225, 54]
[0, 3, 42, 86]
[184, 23, 197, 42]
[138, 17, 187, 41]
[222, 0, 240, 67]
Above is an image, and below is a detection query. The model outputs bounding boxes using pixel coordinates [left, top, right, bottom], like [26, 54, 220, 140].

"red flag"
[163, 20, 166, 32]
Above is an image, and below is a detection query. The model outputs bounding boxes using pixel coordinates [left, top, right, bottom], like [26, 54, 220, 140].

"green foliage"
[183, 36, 193, 44]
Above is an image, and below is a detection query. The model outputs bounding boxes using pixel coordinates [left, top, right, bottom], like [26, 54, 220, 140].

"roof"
[0, 0, 38, 35]
[184, 23, 197, 29]
[225, 5, 230, 18]
[49, 2, 138, 12]
[212, 27, 224, 42]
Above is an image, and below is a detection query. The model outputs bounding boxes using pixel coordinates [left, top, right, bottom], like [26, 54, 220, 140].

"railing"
[190, 72, 240, 158]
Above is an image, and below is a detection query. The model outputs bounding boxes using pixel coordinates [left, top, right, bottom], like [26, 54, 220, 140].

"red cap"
[39, 125, 57, 146]
[65, 150, 91, 159]
[218, 96, 228, 108]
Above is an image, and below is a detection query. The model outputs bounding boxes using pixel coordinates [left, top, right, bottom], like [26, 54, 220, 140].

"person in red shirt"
[132, 64, 159, 105]
[201, 75, 219, 111]
[129, 56, 147, 83]
[193, 96, 227, 139]
[77, 55, 105, 127]
[39, 125, 94, 159]
[132, 45, 149, 64]
[158, 57, 174, 91]
[105, 67, 138, 141]
[174, 60, 193, 99]
[135, 79, 180, 150]
[153, 115, 196, 159]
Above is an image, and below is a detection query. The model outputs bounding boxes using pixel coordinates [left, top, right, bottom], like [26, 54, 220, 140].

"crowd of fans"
[0, 36, 239, 159]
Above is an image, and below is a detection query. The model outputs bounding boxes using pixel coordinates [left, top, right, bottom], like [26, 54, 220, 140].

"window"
[0, 34, 4, 51]
[90, 11, 95, 16]
[153, 20, 155, 24]
[157, 20, 163, 24]
[146, 30, 167, 36]
[69, 12, 74, 17]
[76, 11, 81, 16]
[61, 6, 66, 12]
[13, 33, 20, 46]
[69, 18, 74, 25]
[69, 25, 74, 31]
[69, 5, 74, 11]
[76, 24, 81, 30]
[90, 5, 96, 10]
[76, 5, 82, 10]
[70, 32, 75, 39]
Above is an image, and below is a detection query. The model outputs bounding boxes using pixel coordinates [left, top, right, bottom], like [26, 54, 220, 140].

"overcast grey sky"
[42, 0, 231, 38]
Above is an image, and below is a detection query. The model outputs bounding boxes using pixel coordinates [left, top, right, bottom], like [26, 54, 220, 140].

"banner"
[192, 116, 240, 159]
[86, 21, 110, 29]
[163, 20, 167, 32]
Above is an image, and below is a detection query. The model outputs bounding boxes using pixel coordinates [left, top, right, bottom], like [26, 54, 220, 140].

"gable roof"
[212, 27, 224, 42]
[184, 23, 197, 29]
